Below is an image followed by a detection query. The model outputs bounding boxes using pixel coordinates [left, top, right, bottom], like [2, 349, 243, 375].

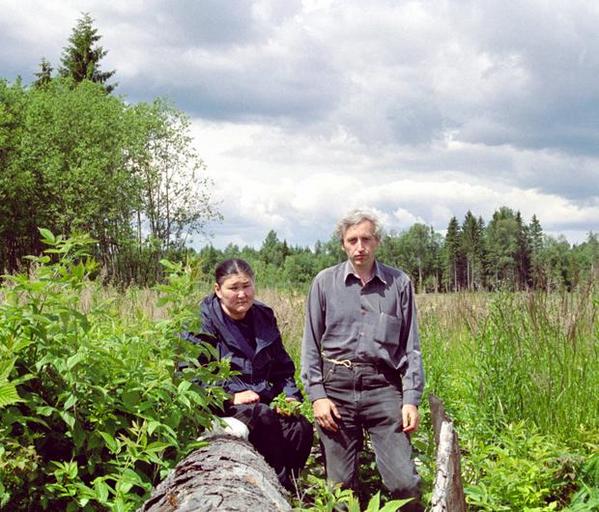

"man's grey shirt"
[301, 260, 425, 406]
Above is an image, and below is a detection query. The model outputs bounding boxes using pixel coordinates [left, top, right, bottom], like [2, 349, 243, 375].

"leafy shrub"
[0, 230, 229, 510]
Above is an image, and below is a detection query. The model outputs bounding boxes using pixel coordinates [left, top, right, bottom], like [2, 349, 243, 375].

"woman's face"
[214, 272, 255, 320]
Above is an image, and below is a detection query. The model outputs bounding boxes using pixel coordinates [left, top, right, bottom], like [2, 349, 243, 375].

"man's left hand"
[402, 404, 420, 433]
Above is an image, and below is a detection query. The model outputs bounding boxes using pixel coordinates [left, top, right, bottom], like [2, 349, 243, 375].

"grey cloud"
[444, 1, 599, 155]
[1, 0, 598, 247]
[121, 41, 343, 122]
[128, 0, 269, 48]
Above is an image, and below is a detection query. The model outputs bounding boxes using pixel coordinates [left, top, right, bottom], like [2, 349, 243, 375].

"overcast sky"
[2, 0, 598, 248]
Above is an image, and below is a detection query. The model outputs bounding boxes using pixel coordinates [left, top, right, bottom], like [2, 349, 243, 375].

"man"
[301, 209, 424, 510]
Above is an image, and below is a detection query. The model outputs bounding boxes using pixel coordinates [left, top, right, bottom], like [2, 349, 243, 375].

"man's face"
[342, 220, 380, 272]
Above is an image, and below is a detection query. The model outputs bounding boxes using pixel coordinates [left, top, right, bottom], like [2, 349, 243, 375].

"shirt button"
[359, 332, 364, 336]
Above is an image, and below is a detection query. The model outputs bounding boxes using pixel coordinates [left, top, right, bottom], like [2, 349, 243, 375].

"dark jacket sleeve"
[198, 298, 249, 397]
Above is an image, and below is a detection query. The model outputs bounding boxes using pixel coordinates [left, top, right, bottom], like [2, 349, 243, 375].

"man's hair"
[335, 209, 383, 242]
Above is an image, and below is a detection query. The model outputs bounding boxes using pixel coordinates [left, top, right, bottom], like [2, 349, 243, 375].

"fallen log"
[429, 394, 467, 512]
[138, 434, 291, 512]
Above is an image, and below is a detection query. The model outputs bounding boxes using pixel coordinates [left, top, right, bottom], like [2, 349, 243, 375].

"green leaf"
[145, 441, 171, 453]
[93, 478, 110, 504]
[177, 380, 191, 393]
[36, 405, 57, 417]
[66, 351, 85, 371]
[365, 492, 380, 510]
[378, 499, 414, 511]
[0, 382, 21, 408]
[63, 393, 77, 410]
[0, 358, 16, 380]
[116, 468, 145, 494]
[38, 227, 56, 244]
[59, 411, 76, 430]
[72, 422, 85, 450]
[98, 431, 119, 453]
[121, 390, 141, 410]
[147, 420, 161, 436]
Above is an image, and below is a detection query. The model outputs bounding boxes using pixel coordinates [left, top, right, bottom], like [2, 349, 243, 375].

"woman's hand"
[232, 390, 260, 405]
[275, 397, 299, 416]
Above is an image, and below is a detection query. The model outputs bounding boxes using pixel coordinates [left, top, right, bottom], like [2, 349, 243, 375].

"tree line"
[0, 13, 216, 284]
[196, 209, 598, 292]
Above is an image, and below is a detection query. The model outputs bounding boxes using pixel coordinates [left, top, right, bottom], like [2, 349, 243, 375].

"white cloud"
[1, 0, 598, 247]
[192, 118, 598, 247]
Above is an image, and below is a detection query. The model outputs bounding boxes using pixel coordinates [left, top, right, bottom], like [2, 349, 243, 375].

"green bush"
[0, 230, 229, 510]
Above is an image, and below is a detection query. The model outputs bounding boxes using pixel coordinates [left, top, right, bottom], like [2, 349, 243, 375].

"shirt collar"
[343, 260, 388, 285]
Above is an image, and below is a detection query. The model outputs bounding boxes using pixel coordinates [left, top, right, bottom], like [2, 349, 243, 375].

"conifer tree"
[476, 216, 487, 288]
[461, 210, 484, 290]
[515, 211, 532, 289]
[444, 216, 462, 291]
[32, 58, 53, 88]
[528, 214, 545, 287]
[59, 12, 116, 93]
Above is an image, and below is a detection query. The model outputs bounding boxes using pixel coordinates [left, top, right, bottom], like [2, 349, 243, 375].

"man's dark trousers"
[317, 361, 423, 510]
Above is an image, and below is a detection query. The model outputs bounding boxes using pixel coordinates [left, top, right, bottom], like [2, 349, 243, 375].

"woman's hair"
[214, 258, 255, 285]
[335, 208, 383, 242]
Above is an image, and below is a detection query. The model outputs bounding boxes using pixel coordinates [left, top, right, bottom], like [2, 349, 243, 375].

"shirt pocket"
[373, 312, 401, 349]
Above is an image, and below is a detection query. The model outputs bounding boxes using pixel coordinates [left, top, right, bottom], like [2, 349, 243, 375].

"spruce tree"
[528, 214, 544, 287]
[59, 12, 116, 93]
[461, 211, 482, 290]
[476, 216, 487, 288]
[515, 211, 532, 289]
[33, 58, 53, 88]
[444, 216, 462, 291]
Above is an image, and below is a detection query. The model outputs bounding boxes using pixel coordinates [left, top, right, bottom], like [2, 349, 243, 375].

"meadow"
[263, 286, 598, 511]
[0, 235, 597, 510]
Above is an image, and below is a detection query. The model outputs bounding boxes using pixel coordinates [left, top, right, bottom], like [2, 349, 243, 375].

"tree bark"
[429, 394, 467, 512]
[138, 435, 291, 512]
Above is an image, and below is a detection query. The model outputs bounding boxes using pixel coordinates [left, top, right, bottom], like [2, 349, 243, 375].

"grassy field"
[1, 246, 597, 511]
[80, 284, 599, 510]
[258, 286, 599, 510]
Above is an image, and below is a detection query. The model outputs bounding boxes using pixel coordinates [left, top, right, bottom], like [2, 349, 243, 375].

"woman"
[197, 258, 312, 491]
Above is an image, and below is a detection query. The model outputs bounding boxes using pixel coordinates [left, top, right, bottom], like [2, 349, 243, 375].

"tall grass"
[8, 269, 593, 510]
[270, 286, 598, 510]
[475, 290, 597, 441]
[418, 288, 598, 510]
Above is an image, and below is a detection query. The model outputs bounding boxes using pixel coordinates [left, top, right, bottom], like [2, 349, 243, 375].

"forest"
[1, 13, 597, 512]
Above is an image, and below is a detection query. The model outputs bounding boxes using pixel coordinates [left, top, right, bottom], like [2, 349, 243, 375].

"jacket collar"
[202, 294, 277, 358]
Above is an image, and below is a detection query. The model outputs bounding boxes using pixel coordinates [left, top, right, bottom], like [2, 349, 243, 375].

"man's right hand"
[313, 398, 341, 432]
[233, 390, 260, 405]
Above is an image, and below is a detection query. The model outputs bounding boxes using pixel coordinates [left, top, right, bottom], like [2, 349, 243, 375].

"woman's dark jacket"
[185, 293, 302, 405]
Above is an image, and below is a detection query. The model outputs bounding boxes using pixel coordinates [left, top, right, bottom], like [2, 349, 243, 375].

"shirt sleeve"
[301, 276, 328, 402]
[398, 280, 425, 406]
